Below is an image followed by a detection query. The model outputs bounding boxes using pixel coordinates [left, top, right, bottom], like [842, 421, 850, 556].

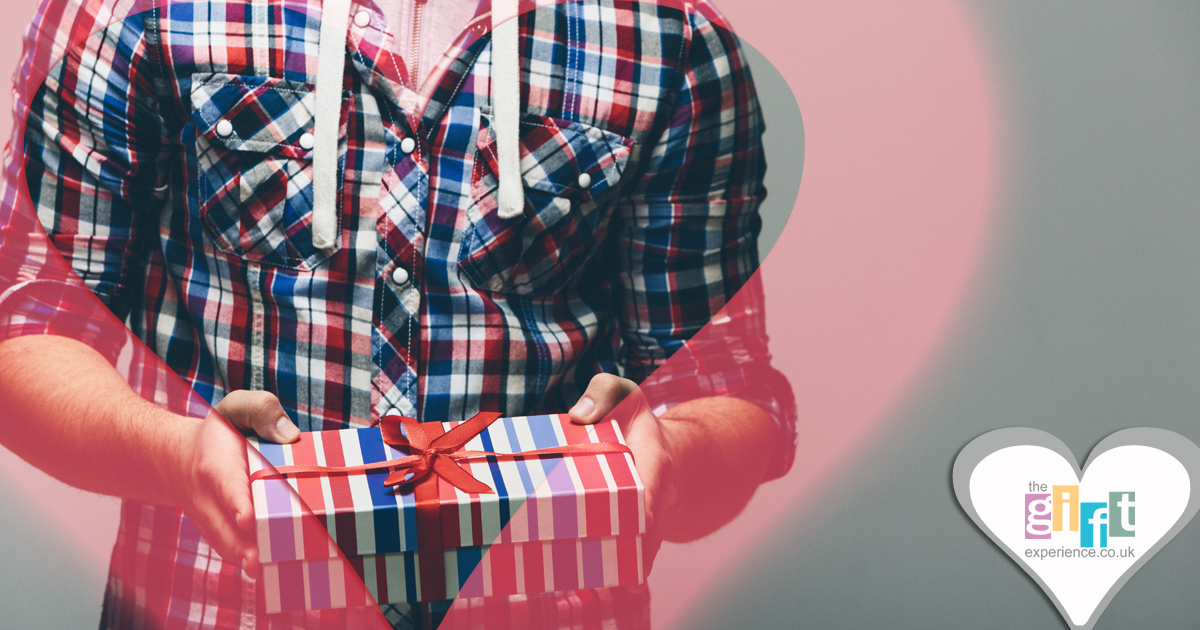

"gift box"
[247, 413, 646, 613]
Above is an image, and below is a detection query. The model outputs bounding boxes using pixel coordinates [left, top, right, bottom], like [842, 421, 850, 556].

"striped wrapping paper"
[263, 535, 644, 612]
[247, 414, 645, 612]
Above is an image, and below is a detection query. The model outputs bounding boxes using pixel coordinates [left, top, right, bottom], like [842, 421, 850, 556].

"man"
[0, 0, 796, 626]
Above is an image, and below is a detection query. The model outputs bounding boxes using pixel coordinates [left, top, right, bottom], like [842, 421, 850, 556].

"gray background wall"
[682, 1, 1200, 628]
[4, 1, 1200, 628]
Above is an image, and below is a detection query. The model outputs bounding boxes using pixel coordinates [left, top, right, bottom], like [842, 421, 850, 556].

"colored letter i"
[1053, 485, 1079, 532]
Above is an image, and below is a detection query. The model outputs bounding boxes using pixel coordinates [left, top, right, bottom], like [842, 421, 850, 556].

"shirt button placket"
[391, 260, 421, 416]
[379, 259, 420, 421]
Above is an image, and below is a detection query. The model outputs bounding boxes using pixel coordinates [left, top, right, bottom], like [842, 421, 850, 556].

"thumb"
[569, 373, 639, 425]
[216, 390, 300, 444]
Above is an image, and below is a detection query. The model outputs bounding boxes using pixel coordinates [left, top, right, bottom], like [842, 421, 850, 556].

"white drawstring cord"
[311, 0, 353, 250]
[492, 0, 524, 219]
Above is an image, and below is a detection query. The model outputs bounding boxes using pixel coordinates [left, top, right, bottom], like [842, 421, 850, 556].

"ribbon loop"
[376, 413, 505, 494]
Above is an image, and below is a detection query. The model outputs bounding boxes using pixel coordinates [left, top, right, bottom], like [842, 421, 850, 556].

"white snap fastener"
[384, 408, 401, 417]
[215, 119, 234, 138]
[576, 172, 592, 189]
[400, 137, 417, 155]
[391, 266, 410, 285]
[299, 132, 315, 150]
[353, 10, 371, 27]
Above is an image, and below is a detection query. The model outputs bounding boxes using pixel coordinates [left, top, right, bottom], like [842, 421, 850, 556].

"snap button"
[576, 172, 593, 190]
[299, 132, 315, 150]
[215, 119, 234, 138]
[353, 10, 371, 28]
[391, 266, 410, 285]
[384, 408, 402, 418]
[400, 137, 417, 155]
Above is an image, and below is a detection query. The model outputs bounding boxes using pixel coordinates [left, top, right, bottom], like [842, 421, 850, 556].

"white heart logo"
[953, 428, 1200, 629]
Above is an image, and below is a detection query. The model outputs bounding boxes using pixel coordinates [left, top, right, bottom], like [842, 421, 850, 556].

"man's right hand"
[171, 390, 300, 579]
[0, 336, 304, 580]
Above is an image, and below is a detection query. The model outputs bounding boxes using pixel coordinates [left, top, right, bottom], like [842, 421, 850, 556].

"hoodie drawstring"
[311, 0, 352, 250]
[492, 0, 525, 219]
[311, 0, 524, 250]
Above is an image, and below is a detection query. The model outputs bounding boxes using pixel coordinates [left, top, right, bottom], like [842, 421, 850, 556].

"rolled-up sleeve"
[613, 7, 797, 480]
[0, 7, 165, 362]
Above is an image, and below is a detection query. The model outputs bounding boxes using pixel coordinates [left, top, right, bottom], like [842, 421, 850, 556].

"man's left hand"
[568, 374, 676, 577]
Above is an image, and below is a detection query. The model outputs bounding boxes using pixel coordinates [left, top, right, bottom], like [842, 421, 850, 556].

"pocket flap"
[190, 73, 316, 158]
[476, 113, 634, 200]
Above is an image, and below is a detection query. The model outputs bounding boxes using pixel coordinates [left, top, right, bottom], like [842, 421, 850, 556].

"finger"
[628, 434, 672, 524]
[217, 390, 299, 443]
[627, 439, 667, 592]
[188, 485, 260, 579]
[623, 412, 676, 533]
[626, 433, 666, 594]
[200, 433, 256, 533]
[242, 545, 261, 581]
[569, 373, 637, 424]
[628, 527, 662, 593]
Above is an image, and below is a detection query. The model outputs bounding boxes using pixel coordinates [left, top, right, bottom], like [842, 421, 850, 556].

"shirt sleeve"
[612, 6, 798, 480]
[0, 4, 166, 363]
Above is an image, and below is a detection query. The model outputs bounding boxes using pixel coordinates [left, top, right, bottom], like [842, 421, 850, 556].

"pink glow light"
[0, 0, 1000, 626]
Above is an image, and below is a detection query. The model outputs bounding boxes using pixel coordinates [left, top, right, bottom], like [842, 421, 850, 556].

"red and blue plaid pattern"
[0, 0, 796, 627]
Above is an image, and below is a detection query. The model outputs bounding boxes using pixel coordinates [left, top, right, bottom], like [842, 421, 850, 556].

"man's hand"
[569, 374, 676, 575]
[0, 336, 307, 580]
[172, 390, 300, 579]
[569, 374, 778, 568]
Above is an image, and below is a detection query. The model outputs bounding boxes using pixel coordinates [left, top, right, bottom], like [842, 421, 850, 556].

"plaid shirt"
[0, 0, 796, 626]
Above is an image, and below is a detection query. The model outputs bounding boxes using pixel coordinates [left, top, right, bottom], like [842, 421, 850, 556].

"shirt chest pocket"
[460, 113, 635, 295]
[190, 74, 338, 270]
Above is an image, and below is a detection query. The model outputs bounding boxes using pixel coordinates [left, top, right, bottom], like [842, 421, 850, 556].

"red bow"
[378, 412, 504, 494]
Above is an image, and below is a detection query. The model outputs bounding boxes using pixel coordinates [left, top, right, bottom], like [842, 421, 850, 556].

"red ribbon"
[249, 412, 633, 601]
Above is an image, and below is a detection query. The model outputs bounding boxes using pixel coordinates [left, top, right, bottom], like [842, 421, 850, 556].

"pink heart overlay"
[0, 0, 998, 626]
